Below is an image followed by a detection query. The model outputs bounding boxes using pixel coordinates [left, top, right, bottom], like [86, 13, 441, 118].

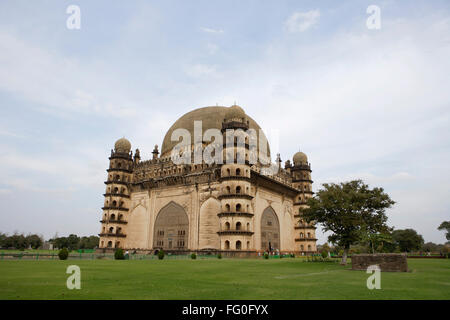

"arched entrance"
[260, 207, 280, 252]
[153, 201, 189, 250]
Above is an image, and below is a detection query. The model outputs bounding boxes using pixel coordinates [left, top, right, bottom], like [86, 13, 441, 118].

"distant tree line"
[50, 234, 99, 251]
[0, 233, 44, 250]
[0, 232, 99, 251]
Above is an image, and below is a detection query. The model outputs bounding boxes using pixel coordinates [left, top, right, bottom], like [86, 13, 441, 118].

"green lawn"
[0, 258, 449, 299]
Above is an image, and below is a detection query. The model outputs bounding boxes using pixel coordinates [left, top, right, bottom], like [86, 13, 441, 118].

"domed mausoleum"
[99, 105, 317, 256]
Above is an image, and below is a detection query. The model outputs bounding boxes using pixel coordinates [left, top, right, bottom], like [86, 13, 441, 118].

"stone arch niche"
[198, 197, 220, 250]
[153, 201, 189, 250]
[260, 206, 280, 252]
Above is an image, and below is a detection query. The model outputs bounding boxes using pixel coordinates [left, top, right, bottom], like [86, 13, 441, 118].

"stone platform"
[351, 253, 408, 272]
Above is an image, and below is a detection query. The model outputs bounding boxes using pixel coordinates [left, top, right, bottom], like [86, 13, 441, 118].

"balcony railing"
[101, 206, 129, 212]
[100, 219, 128, 224]
[295, 237, 318, 242]
[217, 212, 254, 218]
[218, 194, 253, 200]
[103, 193, 130, 198]
[99, 233, 126, 238]
[217, 230, 254, 236]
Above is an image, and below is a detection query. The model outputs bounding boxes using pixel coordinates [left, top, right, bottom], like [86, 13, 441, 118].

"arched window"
[247, 241, 250, 249]
[112, 200, 117, 207]
[236, 186, 241, 194]
[113, 187, 119, 194]
[116, 241, 120, 248]
[225, 222, 230, 230]
[246, 223, 250, 231]
[236, 222, 241, 230]
[307, 232, 311, 238]
[227, 168, 231, 176]
[236, 240, 242, 250]
[300, 232, 304, 238]
[301, 245, 304, 251]
[225, 240, 230, 250]
[236, 203, 241, 212]
[110, 214, 116, 220]
[225, 204, 230, 212]
[107, 241, 112, 248]
[109, 227, 114, 233]
[236, 168, 241, 176]
[308, 245, 312, 251]
[117, 227, 122, 234]
[226, 186, 231, 193]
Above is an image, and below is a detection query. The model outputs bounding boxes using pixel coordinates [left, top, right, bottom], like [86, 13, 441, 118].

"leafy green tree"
[422, 242, 442, 253]
[302, 180, 395, 264]
[438, 221, 450, 242]
[360, 230, 394, 253]
[392, 229, 424, 252]
[0, 232, 7, 247]
[26, 234, 43, 249]
[67, 234, 80, 251]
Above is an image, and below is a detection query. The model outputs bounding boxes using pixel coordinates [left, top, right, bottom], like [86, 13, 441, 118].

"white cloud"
[206, 43, 219, 54]
[200, 27, 224, 34]
[285, 10, 320, 33]
[0, 30, 138, 118]
[184, 64, 218, 78]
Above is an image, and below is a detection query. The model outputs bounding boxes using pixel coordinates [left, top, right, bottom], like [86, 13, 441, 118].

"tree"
[392, 229, 424, 252]
[26, 234, 43, 249]
[359, 230, 394, 253]
[302, 180, 395, 265]
[438, 221, 450, 242]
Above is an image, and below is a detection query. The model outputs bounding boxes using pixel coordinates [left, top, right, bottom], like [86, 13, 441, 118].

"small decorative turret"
[134, 148, 141, 164]
[152, 145, 159, 160]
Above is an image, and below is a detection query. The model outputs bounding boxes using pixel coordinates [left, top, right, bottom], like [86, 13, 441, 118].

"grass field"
[0, 258, 449, 299]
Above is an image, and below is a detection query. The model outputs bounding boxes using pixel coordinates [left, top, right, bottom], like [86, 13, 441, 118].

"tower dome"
[114, 137, 131, 153]
[293, 152, 308, 165]
[225, 104, 246, 121]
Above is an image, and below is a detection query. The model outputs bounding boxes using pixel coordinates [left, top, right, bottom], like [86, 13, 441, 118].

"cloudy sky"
[0, 0, 449, 244]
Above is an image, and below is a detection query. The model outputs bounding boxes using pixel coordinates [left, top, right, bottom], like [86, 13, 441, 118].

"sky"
[0, 0, 449, 244]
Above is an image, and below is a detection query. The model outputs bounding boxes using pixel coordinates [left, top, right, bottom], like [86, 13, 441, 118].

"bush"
[191, 253, 197, 260]
[263, 252, 269, 259]
[321, 250, 328, 259]
[58, 248, 69, 260]
[218, 253, 222, 259]
[114, 248, 125, 260]
[158, 250, 165, 260]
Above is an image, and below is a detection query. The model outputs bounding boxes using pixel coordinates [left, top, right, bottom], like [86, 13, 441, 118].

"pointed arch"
[153, 201, 189, 250]
[260, 206, 280, 252]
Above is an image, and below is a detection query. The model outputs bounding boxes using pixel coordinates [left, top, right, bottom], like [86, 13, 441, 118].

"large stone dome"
[161, 105, 270, 158]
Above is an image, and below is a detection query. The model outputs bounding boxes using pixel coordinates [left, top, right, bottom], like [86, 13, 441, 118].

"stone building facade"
[99, 105, 317, 255]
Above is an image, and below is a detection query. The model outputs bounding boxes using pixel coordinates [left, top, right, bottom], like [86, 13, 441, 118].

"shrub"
[191, 253, 197, 260]
[263, 252, 269, 259]
[58, 248, 69, 260]
[158, 250, 165, 260]
[114, 248, 125, 260]
[321, 250, 328, 259]
[217, 253, 222, 259]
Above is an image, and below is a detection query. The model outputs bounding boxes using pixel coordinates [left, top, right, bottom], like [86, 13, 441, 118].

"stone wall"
[351, 253, 408, 272]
